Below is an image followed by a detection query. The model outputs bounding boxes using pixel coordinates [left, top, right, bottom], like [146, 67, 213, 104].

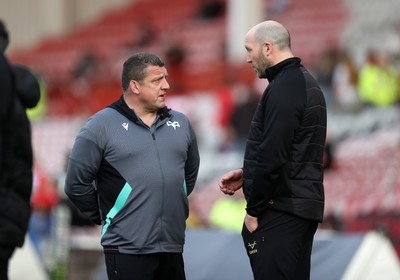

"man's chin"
[157, 101, 166, 109]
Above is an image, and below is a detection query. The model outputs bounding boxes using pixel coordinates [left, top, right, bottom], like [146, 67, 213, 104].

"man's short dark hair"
[0, 19, 10, 52]
[121, 52, 165, 91]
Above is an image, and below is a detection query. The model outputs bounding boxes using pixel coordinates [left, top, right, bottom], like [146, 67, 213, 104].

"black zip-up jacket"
[243, 57, 327, 222]
[0, 60, 40, 247]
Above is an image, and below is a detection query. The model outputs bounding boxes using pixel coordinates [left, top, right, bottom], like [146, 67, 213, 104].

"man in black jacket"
[219, 20, 327, 280]
[0, 19, 41, 280]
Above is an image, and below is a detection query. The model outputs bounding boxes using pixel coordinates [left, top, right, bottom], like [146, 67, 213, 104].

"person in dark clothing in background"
[197, 0, 225, 20]
[0, 19, 41, 280]
[229, 88, 260, 152]
[218, 21, 327, 280]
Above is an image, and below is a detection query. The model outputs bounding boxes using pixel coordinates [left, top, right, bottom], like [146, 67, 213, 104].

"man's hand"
[244, 213, 258, 233]
[218, 169, 243, 195]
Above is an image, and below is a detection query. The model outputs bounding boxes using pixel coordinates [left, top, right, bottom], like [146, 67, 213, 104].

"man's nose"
[162, 79, 170, 90]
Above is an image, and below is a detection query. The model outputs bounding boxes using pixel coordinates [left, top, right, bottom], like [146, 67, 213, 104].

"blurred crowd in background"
[2, 0, 400, 277]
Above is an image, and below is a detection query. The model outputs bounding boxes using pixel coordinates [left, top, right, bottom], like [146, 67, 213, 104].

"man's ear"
[263, 42, 272, 57]
[129, 80, 140, 94]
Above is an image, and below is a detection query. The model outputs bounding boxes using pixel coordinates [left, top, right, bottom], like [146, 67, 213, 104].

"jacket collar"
[108, 95, 171, 123]
[264, 57, 302, 82]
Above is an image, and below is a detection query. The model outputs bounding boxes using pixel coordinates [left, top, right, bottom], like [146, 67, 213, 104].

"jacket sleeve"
[0, 54, 14, 189]
[246, 77, 305, 217]
[64, 119, 103, 225]
[184, 122, 200, 196]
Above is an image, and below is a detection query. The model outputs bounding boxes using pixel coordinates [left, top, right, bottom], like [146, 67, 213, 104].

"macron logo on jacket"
[121, 123, 129, 131]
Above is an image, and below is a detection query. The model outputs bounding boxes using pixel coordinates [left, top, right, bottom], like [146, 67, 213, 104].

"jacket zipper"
[150, 121, 167, 246]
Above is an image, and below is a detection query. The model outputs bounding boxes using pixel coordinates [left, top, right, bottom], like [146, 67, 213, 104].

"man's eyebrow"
[151, 74, 167, 81]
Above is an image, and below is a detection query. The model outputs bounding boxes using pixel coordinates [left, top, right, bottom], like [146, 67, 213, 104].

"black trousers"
[242, 210, 318, 280]
[0, 245, 15, 280]
[104, 252, 186, 280]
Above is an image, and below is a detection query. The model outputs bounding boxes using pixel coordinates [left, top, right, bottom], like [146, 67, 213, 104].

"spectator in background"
[213, 72, 238, 152]
[0, 19, 41, 280]
[331, 50, 362, 113]
[164, 42, 187, 94]
[197, 0, 225, 20]
[72, 51, 99, 80]
[134, 16, 157, 48]
[123, 16, 158, 52]
[26, 77, 47, 121]
[70, 49, 106, 114]
[229, 87, 259, 153]
[29, 164, 59, 259]
[358, 50, 399, 107]
[209, 192, 246, 232]
[70, 50, 100, 98]
[65, 52, 200, 280]
[313, 48, 337, 108]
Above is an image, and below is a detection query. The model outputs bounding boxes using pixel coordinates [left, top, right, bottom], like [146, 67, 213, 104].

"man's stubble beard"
[256, 52, 270, 79]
